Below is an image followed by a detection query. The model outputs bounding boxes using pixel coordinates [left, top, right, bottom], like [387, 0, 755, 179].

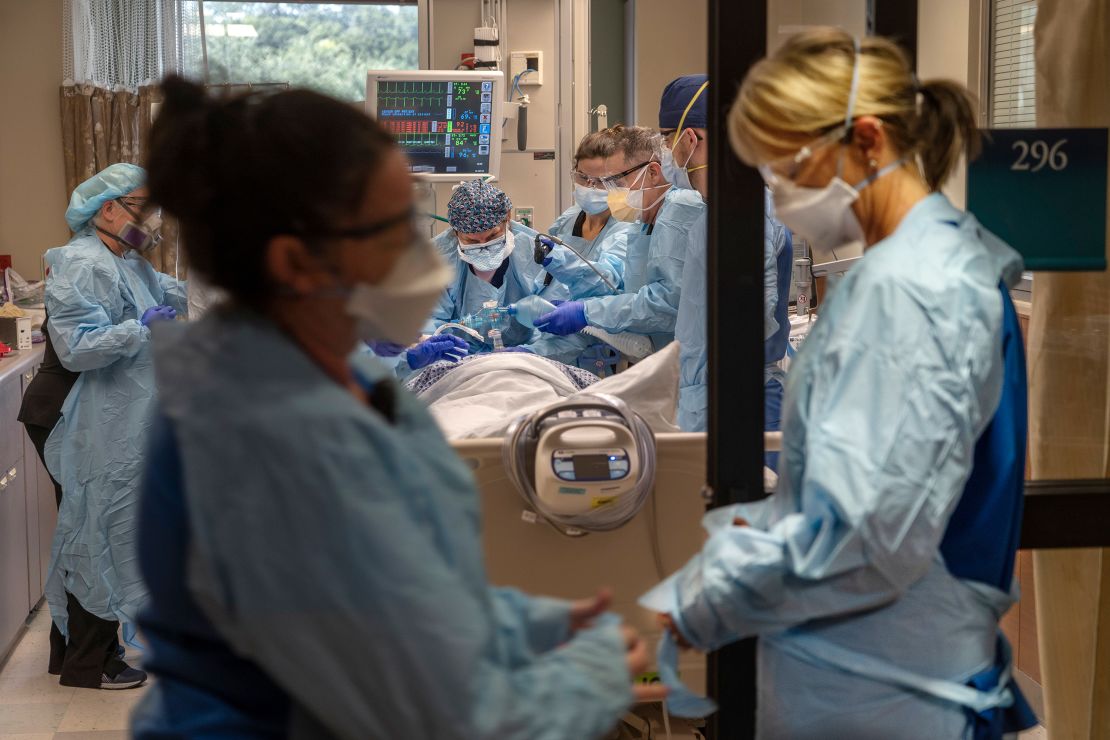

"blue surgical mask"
[457, 232, 513, 271]
[573, 184, 611, 215]
[660, 144, 695, 191]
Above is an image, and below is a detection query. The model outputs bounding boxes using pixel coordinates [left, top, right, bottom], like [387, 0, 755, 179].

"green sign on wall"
[967, 128, 1108, 271]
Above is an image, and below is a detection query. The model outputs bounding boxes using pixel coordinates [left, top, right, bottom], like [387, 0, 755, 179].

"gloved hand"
[534, 300, 587, 336]
[141, 305, 176, 327]
[539, 237, 557, 267]
[406, 335, 469, 370]
[367, 340, 407, 357]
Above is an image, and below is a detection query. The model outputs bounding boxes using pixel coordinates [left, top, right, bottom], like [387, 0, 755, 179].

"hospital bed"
[416, 343, 781, 715]
[456, 432, 712, 699]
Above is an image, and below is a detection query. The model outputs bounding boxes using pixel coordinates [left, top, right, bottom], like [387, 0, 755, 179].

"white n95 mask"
[573, 184, 610, 216]
[346, 237, 452, 345]
[771, 176, 865, 263]
[770, 156, 906, 263]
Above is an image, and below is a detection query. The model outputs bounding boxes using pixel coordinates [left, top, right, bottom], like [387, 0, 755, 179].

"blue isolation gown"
[42, 229, 186, 635]
[644, 194, 1036, 738]
[427, 226, 553, 348]
[675, 189, 791, 434]
[130, 310, 635, 738]
[580, 188, 707, 351]
[527, 205, 635, 364]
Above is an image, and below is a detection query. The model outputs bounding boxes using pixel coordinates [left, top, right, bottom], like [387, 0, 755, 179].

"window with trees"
[200, 2, 420, 102]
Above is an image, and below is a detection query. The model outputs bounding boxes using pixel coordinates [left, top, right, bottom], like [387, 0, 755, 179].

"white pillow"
[582, 341, 682, 434]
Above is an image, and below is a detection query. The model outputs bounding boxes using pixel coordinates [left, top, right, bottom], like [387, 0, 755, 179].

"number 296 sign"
[967, 128, 1108, 271]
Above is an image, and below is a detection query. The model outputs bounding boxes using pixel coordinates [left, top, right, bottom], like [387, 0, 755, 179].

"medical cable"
[422, 212, 451, 225]
[502, 393, 657, 537]
[511, 220, 621, 295]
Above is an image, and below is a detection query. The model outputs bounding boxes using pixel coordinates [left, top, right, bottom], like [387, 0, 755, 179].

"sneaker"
[100, 665, 147, 690]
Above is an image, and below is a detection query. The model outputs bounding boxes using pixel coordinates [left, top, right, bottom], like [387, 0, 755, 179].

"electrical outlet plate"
[515, 207, 534, 229]
[510, 50, 543, 86]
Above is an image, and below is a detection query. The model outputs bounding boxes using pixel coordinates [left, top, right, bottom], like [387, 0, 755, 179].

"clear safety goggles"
[758, 124, 851, 189]
[571, 169, 607, 189]
[599, 160, 655, 190]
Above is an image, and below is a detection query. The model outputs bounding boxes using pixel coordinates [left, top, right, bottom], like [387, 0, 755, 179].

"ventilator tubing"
[580, 326, 653, 360]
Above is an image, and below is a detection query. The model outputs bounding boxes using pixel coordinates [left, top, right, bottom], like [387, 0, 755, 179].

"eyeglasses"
[599, 160, 654, 188]
[571, 169, 607, 189]
[298, 208, 416, 242]
[118, 197, 161, 221]
[659, 128, 704, 143]
[758, 125, 851, 187]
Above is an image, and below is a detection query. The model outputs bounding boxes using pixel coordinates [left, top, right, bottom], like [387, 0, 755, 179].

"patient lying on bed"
[405, 342, 683, 440]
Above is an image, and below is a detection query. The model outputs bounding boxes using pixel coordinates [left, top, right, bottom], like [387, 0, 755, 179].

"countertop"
[0, 344, 46, 383]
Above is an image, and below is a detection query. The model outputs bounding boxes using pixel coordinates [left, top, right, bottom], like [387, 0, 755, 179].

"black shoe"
[100, 665, 147, 690]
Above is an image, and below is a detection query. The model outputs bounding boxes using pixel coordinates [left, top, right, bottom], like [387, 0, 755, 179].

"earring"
[868, 158, 879, 170]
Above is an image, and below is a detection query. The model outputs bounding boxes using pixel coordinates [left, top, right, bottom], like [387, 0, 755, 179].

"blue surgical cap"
[659, 74, 708, 129]
[65, 163, 147, 233]
[447, 179, 513, 235]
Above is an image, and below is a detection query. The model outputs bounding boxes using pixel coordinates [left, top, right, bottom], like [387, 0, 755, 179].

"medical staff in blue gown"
[675, 189, 792, 437]
[533, 126, 706, 357]
[132, 75, 662, 738]
[657, 75, 794, 437]
[427, 179, 553, 349]
[42, 163, 185, 689]
[646, 32, 1036, 739]
[527, 130, 637, 365]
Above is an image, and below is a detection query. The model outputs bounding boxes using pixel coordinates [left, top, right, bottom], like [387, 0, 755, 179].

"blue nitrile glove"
[534, 300, 587, 336]
[539, 237, 556, 267]
[367, 340, 407, 357]
[406, 335, 469, 370]
[141, 305, 177, 327]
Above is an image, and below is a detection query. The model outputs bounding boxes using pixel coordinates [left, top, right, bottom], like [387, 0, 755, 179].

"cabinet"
[0, 346, 47, 659]
[19, 366, 56, 608]
[0, 459, 29, 657]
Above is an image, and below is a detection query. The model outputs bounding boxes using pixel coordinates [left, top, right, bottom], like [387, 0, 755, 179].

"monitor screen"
[367, 71, 503, 181]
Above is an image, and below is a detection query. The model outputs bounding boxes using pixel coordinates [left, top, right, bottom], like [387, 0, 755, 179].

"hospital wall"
[0, 0, 68, 281]
[426, 0, 563, 232]
[632, 0, 708, 127]
[917, 0, 972, 208]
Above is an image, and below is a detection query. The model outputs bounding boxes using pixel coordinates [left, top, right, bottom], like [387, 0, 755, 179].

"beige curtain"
[1028, 1, 1110, 738]
[59, 83, 182, 278]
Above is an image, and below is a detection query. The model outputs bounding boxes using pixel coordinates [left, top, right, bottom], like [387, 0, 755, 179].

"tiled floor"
[0, 604, 1052, 739]
[0, 606, 147, 739]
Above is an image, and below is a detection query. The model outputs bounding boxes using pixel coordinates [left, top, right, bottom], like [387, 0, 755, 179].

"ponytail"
[729, 28, 983, 192]
[912, 79, 981, 191]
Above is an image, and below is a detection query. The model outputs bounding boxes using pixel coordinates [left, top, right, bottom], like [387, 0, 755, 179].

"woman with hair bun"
[131, 75, 663, 739]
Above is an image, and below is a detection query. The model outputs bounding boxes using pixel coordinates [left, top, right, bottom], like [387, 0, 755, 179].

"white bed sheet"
[420, 342, 683, 439]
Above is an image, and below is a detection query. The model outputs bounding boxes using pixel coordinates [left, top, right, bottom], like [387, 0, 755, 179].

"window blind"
[990, 0, 1037, 128]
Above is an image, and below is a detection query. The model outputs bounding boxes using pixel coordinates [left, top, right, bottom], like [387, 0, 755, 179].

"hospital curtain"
[58, 0, 203, 276]
[1027, 0, 1110, 737]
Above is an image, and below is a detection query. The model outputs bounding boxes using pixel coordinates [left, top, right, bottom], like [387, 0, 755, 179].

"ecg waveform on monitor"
[376, 80, 451, 110]
[376, 77, 492, 175]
